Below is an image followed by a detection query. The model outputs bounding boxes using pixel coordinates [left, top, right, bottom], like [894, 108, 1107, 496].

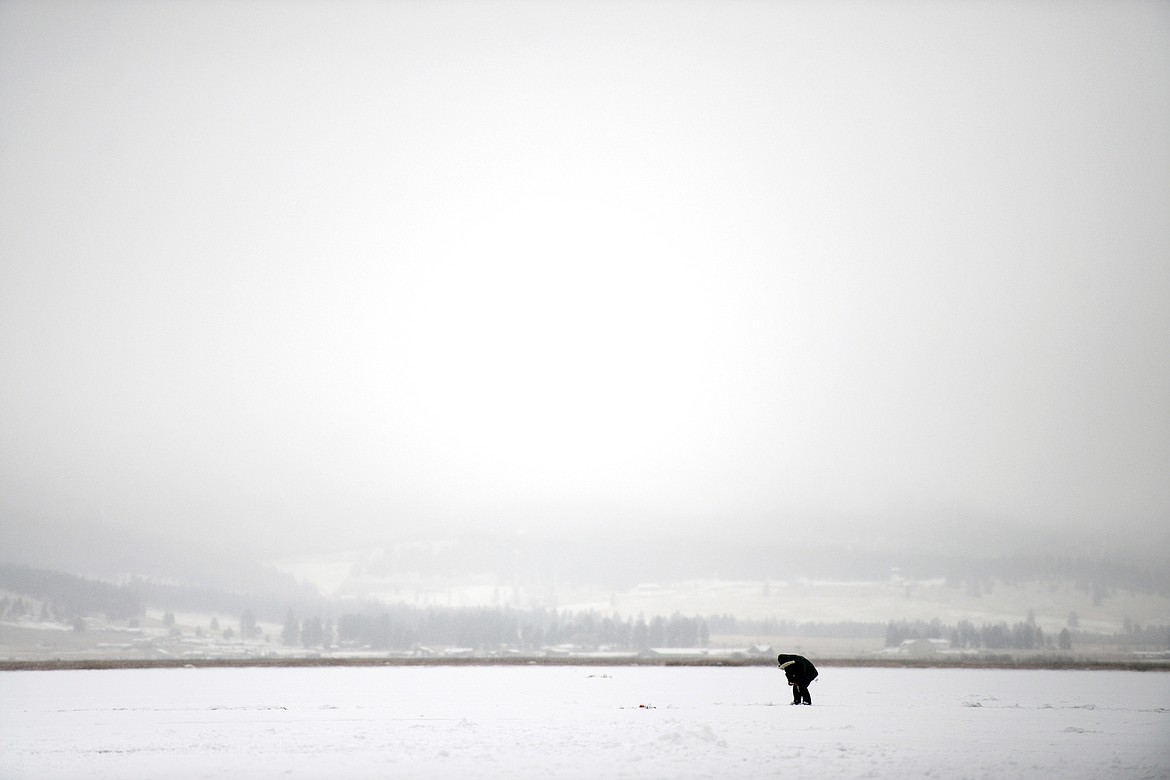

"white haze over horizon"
[1, 1, 1168, 566]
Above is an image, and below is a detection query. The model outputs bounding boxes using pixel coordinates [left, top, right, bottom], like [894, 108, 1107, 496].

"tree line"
[279, 606, 713, 651]
[885, 618, 1053, 650]
[278, 606, 894, 651]
[706, 614, 885, 638]
[884, 618, 1170, 652]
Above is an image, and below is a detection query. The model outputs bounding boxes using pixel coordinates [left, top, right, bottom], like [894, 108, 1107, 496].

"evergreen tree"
[648, 615, 666, 647]
[281, 610, 300, 646]
[632, 614, 649, 650]
[302, 616, 325, 648]
[240, 608, 259, 639]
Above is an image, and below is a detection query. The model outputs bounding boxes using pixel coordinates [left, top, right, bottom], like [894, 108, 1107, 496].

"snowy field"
[2, 666, 1167, 779]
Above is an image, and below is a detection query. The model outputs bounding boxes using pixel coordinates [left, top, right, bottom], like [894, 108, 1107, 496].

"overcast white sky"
[1, 1, 1168, 559]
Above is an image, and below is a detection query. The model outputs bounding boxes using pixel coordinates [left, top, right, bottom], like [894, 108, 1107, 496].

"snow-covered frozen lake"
[2, 665, 1167, 779]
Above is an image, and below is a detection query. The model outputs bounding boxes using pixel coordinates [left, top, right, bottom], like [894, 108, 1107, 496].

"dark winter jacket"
[776, 653, 818, 685]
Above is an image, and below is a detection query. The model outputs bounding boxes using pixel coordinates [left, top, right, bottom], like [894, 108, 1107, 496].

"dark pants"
[790, 678, 813, 704]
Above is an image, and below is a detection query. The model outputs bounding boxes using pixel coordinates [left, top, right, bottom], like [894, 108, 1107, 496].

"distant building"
[440, 647, 475, 658]
[898, 638, 950, 657]
[640, 648, 710, 659]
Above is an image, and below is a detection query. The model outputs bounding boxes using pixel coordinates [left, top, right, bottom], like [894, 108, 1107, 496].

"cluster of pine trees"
[885, 618, 1055, 650]
[879, 617, 1168, 652]
[279, 606, 712, 651]
[707, 614, 885, 638]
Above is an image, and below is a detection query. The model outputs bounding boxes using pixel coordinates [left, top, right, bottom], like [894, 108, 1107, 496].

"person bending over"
[777, 653, 818, 705]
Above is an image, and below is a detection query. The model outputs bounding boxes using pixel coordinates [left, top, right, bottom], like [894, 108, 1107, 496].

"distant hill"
[0, 564, 139, 621]
[0, 564, 323, 624]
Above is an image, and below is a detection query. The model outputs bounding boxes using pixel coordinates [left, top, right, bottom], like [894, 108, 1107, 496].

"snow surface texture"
[2, 666, 1167, 779]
